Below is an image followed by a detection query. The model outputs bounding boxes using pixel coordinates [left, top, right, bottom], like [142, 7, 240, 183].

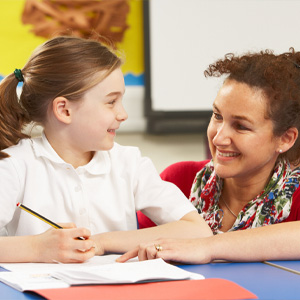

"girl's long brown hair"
[0, 36, 122, 159]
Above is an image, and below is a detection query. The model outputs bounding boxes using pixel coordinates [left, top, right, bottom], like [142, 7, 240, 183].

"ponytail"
[0, 36, 122, 159]
[0, 72, 30, 159]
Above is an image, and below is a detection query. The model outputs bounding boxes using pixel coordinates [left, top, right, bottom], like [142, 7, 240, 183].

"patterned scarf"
[190, 159, 300, 234]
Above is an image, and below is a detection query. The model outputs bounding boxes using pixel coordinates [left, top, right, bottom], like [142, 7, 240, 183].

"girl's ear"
[52, 97, 72, 124]
[277, 127, 298, 153]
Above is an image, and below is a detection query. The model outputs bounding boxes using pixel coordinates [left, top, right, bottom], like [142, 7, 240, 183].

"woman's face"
[207, 79, 281, 183]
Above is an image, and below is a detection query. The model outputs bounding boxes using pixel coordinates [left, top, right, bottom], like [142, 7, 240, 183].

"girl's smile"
[45, 68, 127, 168]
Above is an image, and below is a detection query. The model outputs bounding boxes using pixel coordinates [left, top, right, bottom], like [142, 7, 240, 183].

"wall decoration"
[0, 0, 144, 86]
[22, 0, 129, 45]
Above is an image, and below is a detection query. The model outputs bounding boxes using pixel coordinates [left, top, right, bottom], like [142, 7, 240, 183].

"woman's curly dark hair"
[205, 48, 300, 165]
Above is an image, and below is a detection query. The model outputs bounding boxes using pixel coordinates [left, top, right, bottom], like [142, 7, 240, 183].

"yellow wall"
[0, 0, 144, 85]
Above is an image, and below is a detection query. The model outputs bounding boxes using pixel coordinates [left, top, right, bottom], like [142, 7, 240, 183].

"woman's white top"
[0, 134, 195, 236]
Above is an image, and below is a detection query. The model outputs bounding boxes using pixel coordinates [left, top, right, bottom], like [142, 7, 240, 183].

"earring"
[279, 149, 283, 153]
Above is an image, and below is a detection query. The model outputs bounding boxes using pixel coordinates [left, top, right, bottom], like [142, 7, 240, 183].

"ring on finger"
[154, 244, 163, 252]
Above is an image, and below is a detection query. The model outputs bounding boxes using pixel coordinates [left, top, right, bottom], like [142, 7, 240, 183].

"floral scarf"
[190, 159, 300, 234]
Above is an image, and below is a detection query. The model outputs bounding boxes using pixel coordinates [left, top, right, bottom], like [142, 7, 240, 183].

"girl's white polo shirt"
[0, 134, 196, 236]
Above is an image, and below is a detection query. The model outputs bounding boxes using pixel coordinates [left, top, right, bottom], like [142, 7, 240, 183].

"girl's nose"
[117, 106, 128, 122]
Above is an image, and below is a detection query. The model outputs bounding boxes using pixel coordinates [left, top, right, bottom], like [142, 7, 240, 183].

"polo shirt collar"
[31, 132, 111, 175]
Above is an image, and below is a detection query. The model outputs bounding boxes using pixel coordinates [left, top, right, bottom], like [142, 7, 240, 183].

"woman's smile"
[217, 149, 240, 159]
[208, 79, 280, 182]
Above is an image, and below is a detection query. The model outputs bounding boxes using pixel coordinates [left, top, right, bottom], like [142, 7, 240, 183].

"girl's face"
[207, 79, 281, 183]
[69, 68, 127, 152]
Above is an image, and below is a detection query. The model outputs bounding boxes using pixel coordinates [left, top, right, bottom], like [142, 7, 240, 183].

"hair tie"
[14, 69, 24, 82]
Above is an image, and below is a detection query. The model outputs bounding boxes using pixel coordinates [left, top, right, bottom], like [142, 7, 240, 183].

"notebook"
[0, 258, 203, 292]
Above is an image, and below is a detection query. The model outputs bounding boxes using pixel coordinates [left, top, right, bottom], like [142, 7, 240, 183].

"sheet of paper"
[52, 258, 204, 285]
[0, 254, 127, 273]
[0, 271, 69, 292]
[0, 257, 204, 292]
[0, 255, 134, 292]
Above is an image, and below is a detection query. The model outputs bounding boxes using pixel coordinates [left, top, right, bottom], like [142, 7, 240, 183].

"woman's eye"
[213, 112, 222, 120]
[108, 100, 116, 105]
[236, 123, 249, 131]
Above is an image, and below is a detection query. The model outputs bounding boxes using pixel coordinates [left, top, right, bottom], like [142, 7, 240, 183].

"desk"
[0, 267, 43, 300]
[180, 262, 300, 300]
[1, 262, 300, 300]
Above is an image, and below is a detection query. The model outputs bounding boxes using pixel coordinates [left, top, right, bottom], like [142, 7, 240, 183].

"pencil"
[16, 202, 85, 240]
[16, 202, 62, 229]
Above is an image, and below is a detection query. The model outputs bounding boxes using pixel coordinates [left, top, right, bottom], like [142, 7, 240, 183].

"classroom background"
[1, 0, 299, 173]
[0, 0, 207, 173]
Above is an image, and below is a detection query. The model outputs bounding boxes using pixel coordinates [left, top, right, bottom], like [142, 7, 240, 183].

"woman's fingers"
[117, 240, 170, 262]
[116, 247, 139, 262]
[140, 243, 159, 261]
[118, 238, 213, 265]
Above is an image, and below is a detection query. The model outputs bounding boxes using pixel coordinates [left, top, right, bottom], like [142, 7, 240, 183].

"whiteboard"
[148, 0, 300, 112]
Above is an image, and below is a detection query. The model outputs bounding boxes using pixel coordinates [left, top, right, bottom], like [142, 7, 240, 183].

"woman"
[119, 48, 300, 263]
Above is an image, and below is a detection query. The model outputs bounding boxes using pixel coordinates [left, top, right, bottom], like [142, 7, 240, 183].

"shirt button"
[77, 169, 85, 175]
[74, 186, 81, 192]
[79, 208, 86, 215]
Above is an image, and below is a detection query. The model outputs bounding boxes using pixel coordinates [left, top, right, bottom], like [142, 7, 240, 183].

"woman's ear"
[277, 127, 298, 153]
[52, 97, 72, 124]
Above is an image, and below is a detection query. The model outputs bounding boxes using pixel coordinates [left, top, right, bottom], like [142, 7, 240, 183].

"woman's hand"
[116, 238, 214, 265]
[32, 223, 96, 263]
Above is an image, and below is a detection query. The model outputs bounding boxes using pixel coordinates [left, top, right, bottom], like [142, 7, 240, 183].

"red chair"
[137, 160, 209, 229]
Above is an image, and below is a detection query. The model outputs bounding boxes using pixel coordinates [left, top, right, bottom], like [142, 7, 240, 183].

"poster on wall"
[0, 0, 144, 86]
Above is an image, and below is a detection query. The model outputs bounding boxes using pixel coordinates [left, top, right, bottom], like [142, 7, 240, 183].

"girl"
[0, 36, 212, 263]
[119, 48, 300, 263]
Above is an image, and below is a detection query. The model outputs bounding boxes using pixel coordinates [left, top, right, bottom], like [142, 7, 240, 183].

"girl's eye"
[108, 100, 116, 105]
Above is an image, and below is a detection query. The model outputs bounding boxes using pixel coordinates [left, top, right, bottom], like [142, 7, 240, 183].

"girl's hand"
[32, 223, 97, 263]
[116, 238, 213, 265]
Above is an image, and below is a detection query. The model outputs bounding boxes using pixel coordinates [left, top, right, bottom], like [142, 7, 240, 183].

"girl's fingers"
[57, 222, 77, 229]
[59, 227, 91, 241]
[61, 246, 96, 263]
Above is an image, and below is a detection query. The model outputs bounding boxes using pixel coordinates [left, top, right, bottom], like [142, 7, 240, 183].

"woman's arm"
[118, 221, 300, 263]
[93, 211, 213, 255]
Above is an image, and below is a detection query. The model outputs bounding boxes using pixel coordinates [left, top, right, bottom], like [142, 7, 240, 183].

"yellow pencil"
[17, 202, 62, 229]
[16, 202, 85, 240]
